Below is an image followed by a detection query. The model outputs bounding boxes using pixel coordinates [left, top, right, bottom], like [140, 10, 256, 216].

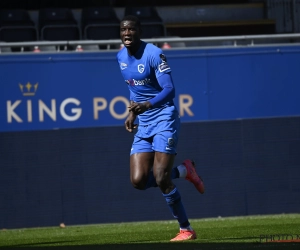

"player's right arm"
[125, 100, 138, 132]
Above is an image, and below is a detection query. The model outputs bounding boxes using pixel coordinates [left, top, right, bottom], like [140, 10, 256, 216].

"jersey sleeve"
[150, 48, 172, 78]
[149, 73, 175, 107]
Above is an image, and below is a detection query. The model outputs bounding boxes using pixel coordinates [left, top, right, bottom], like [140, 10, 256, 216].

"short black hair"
[121, 15, 141, 28]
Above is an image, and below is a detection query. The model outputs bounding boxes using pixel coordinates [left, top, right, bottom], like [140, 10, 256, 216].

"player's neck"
[127, 40, 142, 56]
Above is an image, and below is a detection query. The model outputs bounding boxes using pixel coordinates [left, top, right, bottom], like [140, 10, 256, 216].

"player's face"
[120, 20, 141, 49]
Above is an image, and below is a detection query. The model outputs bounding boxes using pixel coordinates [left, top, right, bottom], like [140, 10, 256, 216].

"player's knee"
[130, 176, 146, 190]
[155, 174, 168, 187]
[131, 182, 145, 190]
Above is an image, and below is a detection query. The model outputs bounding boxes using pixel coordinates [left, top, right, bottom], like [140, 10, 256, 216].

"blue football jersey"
[117, 41, 179, 125]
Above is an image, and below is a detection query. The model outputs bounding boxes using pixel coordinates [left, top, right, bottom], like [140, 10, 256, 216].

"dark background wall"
[1, 116, 300, 229]
[0, 0, 251, 9]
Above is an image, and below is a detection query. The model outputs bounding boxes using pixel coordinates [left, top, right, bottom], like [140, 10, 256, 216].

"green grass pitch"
[0, 214, 299, 250]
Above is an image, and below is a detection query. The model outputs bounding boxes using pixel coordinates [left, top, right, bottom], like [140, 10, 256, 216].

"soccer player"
[116, 15, 205, 242]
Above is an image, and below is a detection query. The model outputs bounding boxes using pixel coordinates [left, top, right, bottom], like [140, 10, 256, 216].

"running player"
[116, 15, 205, 241]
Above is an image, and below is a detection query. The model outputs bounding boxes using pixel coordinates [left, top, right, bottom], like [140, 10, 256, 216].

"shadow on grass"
[1, 242, 300, 250]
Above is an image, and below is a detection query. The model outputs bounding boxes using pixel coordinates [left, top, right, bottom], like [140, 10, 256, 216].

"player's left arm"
[148, 73, 175, 108]
[147, 51, 175, 108]
[128, 73, 175, 114]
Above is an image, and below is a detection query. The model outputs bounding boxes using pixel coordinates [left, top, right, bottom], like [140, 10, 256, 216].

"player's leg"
[144, 160, 204, 192]
[130, 117, 204, 193]
[152, 115, 196, 241]
[144, 114, 205, 194]
[181, 159, 205, 194]
[146, 160, 205, 194]
[153, 152, 196, 241]
[130, 134, 157, 190]
[130, 152, 154, 190]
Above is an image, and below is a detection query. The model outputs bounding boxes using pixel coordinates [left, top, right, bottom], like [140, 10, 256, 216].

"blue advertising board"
[1, 45, 300, 132]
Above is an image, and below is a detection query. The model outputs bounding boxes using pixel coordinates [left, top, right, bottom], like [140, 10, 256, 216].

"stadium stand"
[81, 44, 100, 51]
[0, 9, 37, 42]
[29, 44, 57, 52]
[81, 6, 120, 40]
[0, 0, 299, 52]
[81, 6, 120, 49]
[124, 6, 166, 38]
[38, 8, 81, 41]
[153, 36, 186, 49]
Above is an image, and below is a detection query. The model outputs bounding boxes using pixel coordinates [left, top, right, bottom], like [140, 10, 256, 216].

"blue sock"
[163, 187, 190, 228]
[144, 168, 179, 190]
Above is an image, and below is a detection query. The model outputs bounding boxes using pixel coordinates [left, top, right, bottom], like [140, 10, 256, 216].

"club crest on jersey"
[138, 64, 145, 73]
[158, 54, 170, 72]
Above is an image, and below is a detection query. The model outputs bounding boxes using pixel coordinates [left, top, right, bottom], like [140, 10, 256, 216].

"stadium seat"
[81, 6, 120, 41]
[124, 6, 166, 38]
[0, 9, 38, 42]
[39, 8, 80, 41]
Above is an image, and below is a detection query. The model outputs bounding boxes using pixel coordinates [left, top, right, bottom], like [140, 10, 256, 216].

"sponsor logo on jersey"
[158, 54, 171, 72]
[125, 78, 151, 86]
[138, 64, 145, 73]
[120, 62, 127, 70]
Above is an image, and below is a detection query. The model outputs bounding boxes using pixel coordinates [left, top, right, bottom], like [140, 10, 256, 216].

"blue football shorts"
[130, 115, 181, 155]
